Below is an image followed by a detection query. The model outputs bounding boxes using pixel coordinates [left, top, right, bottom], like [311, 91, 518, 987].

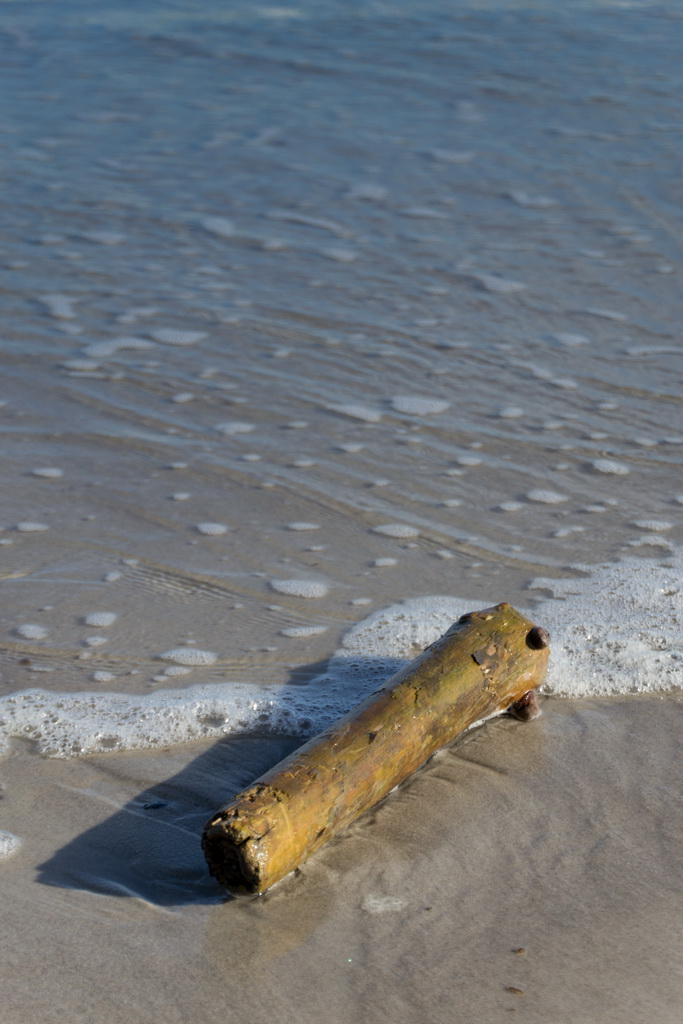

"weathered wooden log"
[202, 603, 549, 895]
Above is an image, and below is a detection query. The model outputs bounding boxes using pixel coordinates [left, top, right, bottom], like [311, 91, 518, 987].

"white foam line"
[1, 553, 680, 760]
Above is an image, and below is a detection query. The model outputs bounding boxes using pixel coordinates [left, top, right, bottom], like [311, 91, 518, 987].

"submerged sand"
[2, 695, 682, 1024]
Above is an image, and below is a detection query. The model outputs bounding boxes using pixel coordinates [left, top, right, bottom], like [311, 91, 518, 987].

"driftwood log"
[202, 603, 549, 895]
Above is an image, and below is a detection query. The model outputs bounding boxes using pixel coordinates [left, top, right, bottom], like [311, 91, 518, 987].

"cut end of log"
[202, 819, 261, 894]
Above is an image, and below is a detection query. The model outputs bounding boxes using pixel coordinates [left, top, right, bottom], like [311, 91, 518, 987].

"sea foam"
[150, 328, 207, 346]
[327, 403, 382, 423]
[270, 579, 329, 598]
[0, 552, 681, 759]
[161, 648, 218, 666]
[214, 421, 255, 435]
[83, 337, 153, 358]
[0, 832, 22, 860]
[15, 624, 48, 640]
[372, 523, 420, 538]
[84, 612, 117, 627]
[195, 522, 230, 535]
[590, 459, 630, 475]
[390, 396, 450, 416]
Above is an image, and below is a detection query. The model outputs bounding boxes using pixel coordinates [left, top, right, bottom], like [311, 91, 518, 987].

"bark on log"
[202, 602, 549, 895]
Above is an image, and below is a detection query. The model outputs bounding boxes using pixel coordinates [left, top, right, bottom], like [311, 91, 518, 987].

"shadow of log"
[36, 732, 305, 906]
[35, 655, 407, 907]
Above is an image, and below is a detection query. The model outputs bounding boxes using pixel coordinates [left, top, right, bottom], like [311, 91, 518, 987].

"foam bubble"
[92, 671, 115, 683]
[626, 535, 672, 550]
[270, 579, 329, 598]
[104, 572, 122, 582]
[62, 360, 100, 372]
[553, 332, 590, 347]
[402, 206, 448, 220]
[171, 493, 191, 501]
[15, 624, 48, 640]
[84, 612, 117, 627]
[526, 490, 568, 504]
[632, 519, 672, 532]
[161, 647, 218, 666]
[497, 406, 524, 419]
[30, 467, 63, 478]
[195, 522, 230, 535]
[496, 501, 524, 512]
[373, 558, 397, 567]
[78, 231, 125, 246]
[475, 274, 527, 294]
[171, 393, 195, 404]
[346, 182, 389, 200]
[214, 421, 255, 435]
[372, 523, 420, 538]
[428, 148, 475, 163]
[590, 459, 630, 475]
[150, 329, 207, 346]
[83, 337, 153, 358]
[328, 404, 382, 423]
[266, 209, 352, 238]
[391, 396, 450, 416]
[200, 216, 235, 238]
[0, 832, 22, 860]
[15, 522, 49, 532]
[286, 522, 320, 531]
[320, 247, 358, 263]
[40, 293, 76, 319]
[84, 637, 108, 647]
[280, 626, 328, 638]
[362, 895, 407, 914]
[508, 190, 558, 208]
[584, 308, 628, 322]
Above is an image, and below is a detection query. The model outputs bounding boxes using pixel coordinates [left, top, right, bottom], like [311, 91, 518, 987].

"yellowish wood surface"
[202, 603, 549, 894]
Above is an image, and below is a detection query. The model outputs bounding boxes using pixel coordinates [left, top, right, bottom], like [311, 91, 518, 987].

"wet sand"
[2, 695, 682, 1024]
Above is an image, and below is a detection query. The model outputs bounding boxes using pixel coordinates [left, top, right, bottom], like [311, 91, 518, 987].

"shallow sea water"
[1, 1, 682, 1021]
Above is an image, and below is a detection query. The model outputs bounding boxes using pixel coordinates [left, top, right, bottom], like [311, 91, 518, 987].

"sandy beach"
[2, 696, 682, 1023]
[1, 1, 682, 1020]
